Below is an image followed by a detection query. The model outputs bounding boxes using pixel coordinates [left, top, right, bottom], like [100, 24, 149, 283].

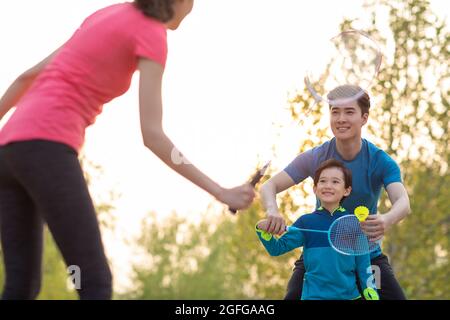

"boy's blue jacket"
[256, 207, 379, 300]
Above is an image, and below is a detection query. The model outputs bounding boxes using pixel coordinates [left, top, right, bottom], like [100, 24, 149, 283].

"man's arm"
[361, 182, 411, 241]
[255, 220, 304, 257]
[384, 182, 411, 225]
[260, 149, 314, 235]
[260, 171, 296, 235]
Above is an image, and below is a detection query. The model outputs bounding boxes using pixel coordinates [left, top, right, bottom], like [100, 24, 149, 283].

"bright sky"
[0, 0, 446, 292]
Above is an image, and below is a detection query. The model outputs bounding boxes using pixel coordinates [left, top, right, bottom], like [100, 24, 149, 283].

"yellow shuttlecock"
[354, 206, 369, 222]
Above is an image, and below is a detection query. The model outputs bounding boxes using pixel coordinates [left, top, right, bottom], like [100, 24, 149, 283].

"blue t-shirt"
[284, 138, 402, 258]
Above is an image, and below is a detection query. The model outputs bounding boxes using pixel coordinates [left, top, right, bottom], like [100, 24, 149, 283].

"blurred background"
[0, 0, 448, 299]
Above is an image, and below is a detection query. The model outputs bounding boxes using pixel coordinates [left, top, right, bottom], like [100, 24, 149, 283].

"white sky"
[1, 0, 446, 292]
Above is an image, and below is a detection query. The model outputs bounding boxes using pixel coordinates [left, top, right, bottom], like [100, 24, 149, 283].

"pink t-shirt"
[0, 2, 167, 152]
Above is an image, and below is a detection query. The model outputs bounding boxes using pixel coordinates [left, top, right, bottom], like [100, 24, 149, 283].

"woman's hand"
[216, 183, 255, 211]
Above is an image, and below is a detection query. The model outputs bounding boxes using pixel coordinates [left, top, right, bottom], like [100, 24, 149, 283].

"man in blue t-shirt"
[260, 85, 411, 300]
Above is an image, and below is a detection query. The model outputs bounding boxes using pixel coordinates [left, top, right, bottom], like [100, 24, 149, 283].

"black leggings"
[284, 253, 407, 300]
[0, 140, 112, 300]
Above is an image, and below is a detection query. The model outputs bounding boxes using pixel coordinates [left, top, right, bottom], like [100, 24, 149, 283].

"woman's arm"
[137, 58, 255, 210]
[259, 171, 296, 235]
[0, 48, 60, 120]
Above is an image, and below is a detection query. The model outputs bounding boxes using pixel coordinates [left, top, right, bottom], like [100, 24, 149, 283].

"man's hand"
[265, 212, 286, 236]
[360, 214, 391, 242]
[256, 219, 269, 230]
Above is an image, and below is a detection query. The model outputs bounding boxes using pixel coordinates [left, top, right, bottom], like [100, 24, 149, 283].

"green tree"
[384, 161, 450, 299]
[363, 0, 448, 300]
[287, 0, 449, 299]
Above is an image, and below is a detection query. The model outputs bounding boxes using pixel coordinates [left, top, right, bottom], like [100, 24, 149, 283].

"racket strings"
[329, 216, 378, 255]
[304, 29, 382, 106]
[328, 85, 367, 106]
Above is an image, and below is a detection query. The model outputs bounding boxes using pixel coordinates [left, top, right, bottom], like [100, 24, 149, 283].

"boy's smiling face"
[313, 167, 351, 208]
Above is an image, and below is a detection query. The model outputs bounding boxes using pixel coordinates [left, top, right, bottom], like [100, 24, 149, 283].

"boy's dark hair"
[313, 159, 352, 202]
[134, 0, 176, 22]
[327, 85, 370, 116]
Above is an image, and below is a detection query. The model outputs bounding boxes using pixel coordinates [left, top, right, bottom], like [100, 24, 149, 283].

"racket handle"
[227, 171, 261, 214]
[227, 176, 259, 214]
[227, 161, 271, 214]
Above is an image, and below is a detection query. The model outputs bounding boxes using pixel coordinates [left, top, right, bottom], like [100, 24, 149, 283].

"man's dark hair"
[327, 85, 370, 115]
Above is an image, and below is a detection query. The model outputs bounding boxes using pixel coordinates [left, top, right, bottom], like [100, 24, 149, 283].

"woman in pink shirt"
[0, 0, 255, 300]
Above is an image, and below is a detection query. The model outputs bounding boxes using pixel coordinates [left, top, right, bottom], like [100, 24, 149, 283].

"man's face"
[329, 102, 368, 140]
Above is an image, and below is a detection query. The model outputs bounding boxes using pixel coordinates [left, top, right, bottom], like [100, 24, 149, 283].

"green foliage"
[363, 0, 449, 166]
[383, 162, 450, 299]
[123, 202, 300, 299]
